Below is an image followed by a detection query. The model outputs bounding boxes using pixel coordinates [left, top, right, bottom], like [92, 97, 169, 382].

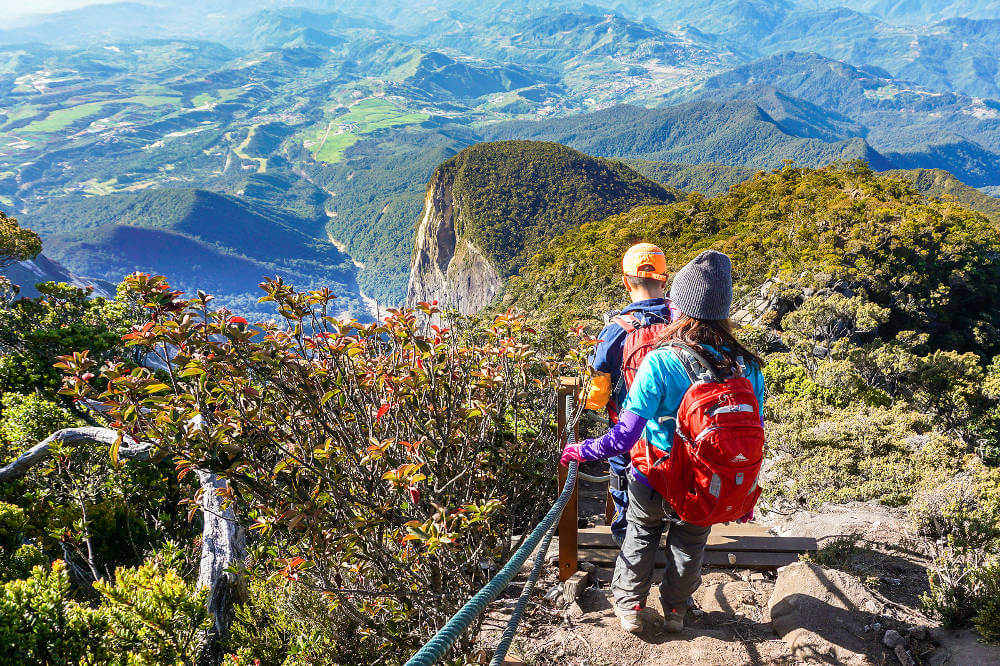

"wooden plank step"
[577, 527, 816, 553]
[579, 547, 801, 571]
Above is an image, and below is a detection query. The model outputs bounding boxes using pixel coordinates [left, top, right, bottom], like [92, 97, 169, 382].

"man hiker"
[583, 242, 677, 545]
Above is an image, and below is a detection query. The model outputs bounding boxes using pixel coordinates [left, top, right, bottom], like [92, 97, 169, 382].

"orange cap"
[622, 243, 667, 281]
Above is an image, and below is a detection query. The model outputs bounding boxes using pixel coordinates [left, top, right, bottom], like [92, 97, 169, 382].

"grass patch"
[19, 96, 180, 133]
[119, 95, 180, 107]
[234, 125, 268, 174]
[21, 102, 106, 132]
[80, 178, 119, 195]
[306, 97, 428, 164]
[0, 104, 43, 129]
[191, 88, 244, 108]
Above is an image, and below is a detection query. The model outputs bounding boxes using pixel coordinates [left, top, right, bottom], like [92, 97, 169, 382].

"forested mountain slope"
[503, 162, 1000, 338]
[482, 102, 891, 171]
[20, 189, 361, 318]
[406, 140, 674, 313]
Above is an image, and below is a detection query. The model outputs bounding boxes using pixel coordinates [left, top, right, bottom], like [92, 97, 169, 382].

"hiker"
[583, 242, 677, 545]
[562, 250, 766, 634]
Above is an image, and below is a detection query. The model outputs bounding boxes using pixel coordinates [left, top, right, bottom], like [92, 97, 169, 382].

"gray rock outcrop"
[769, 561, 880, 664]
[406, 168, 501, 315]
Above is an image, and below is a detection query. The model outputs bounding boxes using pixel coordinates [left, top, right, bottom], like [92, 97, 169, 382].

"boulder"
[769, 561, 879, 664]
[926, 628, 1000, 664]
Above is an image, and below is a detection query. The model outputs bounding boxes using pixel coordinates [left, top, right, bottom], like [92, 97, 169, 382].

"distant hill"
[482, 102, 893, 171]
[884, 168, 1000, 224]
[22, 189, 363, 319]
[802, 1, 1000, 27]
[405, 51, 545, 100]
[406, 140, 675, 313]
[681, 52, 1000, 187]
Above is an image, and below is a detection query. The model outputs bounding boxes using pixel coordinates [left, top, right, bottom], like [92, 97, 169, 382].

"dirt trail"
[481, 569, 794, 665]
[474, 476, 996, 665]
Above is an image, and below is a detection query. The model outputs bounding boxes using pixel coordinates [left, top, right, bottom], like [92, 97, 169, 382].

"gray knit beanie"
[669, 250, 733, 320]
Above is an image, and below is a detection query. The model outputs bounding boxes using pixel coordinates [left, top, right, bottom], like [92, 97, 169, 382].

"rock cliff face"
[405, 140, 675, 314]
[406, 168, 501, 314]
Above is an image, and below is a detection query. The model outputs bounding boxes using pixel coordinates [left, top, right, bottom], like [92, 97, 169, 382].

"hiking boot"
[662, 606, 686, 633]
[615, 604, 644, 634]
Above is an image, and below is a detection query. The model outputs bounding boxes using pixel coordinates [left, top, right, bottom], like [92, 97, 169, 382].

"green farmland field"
[306, 97, 428, 163]
[19, 96, 180, 133]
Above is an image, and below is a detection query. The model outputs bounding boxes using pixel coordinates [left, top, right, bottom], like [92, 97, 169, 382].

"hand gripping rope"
[405, 391, 581, 666]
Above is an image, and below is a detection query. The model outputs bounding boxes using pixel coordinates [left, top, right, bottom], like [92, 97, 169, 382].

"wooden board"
[580, 547, 801, 571]
[577, 526, 816, 554]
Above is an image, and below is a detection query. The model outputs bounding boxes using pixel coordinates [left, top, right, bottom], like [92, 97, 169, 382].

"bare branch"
[0, 427, 155, 482]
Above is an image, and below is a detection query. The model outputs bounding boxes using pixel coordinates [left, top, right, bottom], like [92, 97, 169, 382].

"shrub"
[0, 281, 131, 394]
[0, 502, 47, 582]
[0, 392, 81, 452]
[919, 467, 1000, 632]
[60, 274, 585, 661]
[974, 564, 1000, 643]
[0, 560, 109, 666]
[228, 577, 341, 665]
[95, 561, 209, 665]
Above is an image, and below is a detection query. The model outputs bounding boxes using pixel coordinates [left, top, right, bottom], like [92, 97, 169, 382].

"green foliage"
[765, 395, 937, 507]
[806, 535, 863, 568]
[0, 394, 192, 586]
[884, 169, 1000, 224]
[0, 392, 81, 452]
[0, 502, 47, 582]
[0, 560, 109, 666]
[228, 578, 342, 665]
[973, 564, 1000, 643]
[94, 561, 209, 665]
[0, 559, 209, 665]
[0, 211, 42, 269]
[917, 468, 1000, 632]
[0, 281, 131, 395]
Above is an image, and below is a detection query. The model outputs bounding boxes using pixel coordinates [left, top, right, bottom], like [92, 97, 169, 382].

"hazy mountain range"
[2, 0, 1000, 313]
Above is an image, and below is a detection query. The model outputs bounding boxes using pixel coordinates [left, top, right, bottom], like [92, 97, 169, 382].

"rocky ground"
[475, 478, 1000, 665]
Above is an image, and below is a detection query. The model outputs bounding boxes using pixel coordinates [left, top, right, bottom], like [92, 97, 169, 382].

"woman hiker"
[561, 250, 766, 634]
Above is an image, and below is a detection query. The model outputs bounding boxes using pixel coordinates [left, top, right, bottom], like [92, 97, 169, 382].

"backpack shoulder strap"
[665, 342, 724, 383]
[611, 312, 642, 333]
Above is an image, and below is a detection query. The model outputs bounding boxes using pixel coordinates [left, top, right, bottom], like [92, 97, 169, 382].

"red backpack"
[608, 312, 671, 422]
[630, 342, 764, 526]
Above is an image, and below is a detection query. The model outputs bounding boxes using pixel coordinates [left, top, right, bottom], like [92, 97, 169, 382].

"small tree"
[59, 274, 585, 662]
[0, 211, 41, 269]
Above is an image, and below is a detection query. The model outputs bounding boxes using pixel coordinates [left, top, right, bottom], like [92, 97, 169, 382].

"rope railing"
[404, 387, 581, 666]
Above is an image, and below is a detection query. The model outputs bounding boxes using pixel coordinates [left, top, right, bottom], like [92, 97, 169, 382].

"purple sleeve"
[579, 409, 647, 460]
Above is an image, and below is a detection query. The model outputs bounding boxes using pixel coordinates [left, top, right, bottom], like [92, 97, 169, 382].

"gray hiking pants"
[611, 473, 711, 611]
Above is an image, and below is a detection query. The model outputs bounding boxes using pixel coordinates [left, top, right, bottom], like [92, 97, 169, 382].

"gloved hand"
[560, 442, 585, 467]
[737, 508, 755, 524]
